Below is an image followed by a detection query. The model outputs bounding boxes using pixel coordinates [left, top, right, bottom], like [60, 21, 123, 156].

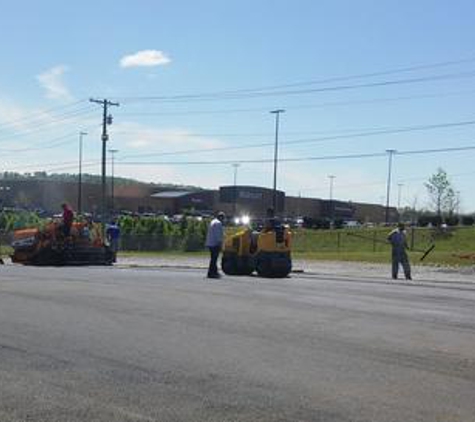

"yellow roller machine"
[222, 225, 292, 277]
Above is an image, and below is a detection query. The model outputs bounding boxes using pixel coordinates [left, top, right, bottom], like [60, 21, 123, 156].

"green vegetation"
[292, 227, 475, 266]
[0, 210, 45, 231]
[1, 210, 474, 266]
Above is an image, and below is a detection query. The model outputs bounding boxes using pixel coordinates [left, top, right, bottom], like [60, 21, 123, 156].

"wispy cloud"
[120, 50, 171, 68]
[37, 65, 73, 101]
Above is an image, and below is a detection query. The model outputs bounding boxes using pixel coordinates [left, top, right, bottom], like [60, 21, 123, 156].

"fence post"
[411, 226, 415, 250]
[337, 231, 341, 250]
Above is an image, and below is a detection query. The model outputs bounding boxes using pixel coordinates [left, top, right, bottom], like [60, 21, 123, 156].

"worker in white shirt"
[205, 212, 225, 278]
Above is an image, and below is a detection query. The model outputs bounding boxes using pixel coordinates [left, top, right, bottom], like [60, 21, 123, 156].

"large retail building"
[0, 180, 398, 223]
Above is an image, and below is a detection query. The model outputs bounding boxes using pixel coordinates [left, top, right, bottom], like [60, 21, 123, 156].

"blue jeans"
[392, 249, 411, 279]
[208, 245, 221, 277]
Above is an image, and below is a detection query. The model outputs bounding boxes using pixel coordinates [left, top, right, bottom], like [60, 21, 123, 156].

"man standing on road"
[106, 219, 121, 263]
[387, 222, 412, 280]
[205, 212, 225, 279]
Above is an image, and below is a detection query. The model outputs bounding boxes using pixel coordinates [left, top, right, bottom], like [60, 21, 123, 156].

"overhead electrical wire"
[116, 54, 475, 101]
[7, 144, 475, 174]
[291, 170, 475, 194]
[0, 99, 88, 131]
[0, 106, 98, 143]
[117, 70, 475, 103]
[173, 56, 475, 94]
[117, 89, 475, 117]
[116, 118, 475, 161]
[0, 125, 100, 154]
[115, 144, 475, 166]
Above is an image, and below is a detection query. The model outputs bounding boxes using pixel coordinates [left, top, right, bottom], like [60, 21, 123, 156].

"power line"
[115, 54, 475, 100]
[0, 125, 100, 154]
[6, 144, 475, 176]
[181, 56, 475, 94]
[116, 118, 475, 160]
[0, 99, 88, 131]
[117, 89, 475, 117]
[0, 106, 97, 143]
[289, 170, 475, 195]
[115, 144, 475, 166]
[117, 70, 475, 103]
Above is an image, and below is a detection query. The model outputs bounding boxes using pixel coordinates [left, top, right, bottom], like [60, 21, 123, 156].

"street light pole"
[232, 163, 240, 217]
[108, 149, 118, 215]
[385, 149, 396, 224]
[270, 109, 285, 211]
[328, 175, 335, 225]
[77, 131, 87, 214]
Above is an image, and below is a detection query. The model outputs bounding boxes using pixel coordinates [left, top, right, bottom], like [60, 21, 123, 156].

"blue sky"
[1, 0, 475, 212]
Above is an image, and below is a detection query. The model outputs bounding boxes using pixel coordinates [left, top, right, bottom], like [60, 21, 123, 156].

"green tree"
[425, 168, 456, 217]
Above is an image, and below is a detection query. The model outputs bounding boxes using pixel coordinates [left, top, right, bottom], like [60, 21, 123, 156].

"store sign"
[239, 191, 263, 200]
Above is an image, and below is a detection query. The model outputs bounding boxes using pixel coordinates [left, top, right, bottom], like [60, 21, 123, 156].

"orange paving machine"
[11, 221, 114, 266]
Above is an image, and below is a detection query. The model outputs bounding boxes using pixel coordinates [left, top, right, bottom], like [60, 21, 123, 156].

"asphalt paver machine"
[11, 221, 114, 266]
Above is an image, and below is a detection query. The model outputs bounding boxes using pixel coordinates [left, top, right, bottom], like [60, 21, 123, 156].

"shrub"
[461, 215, 475, 226]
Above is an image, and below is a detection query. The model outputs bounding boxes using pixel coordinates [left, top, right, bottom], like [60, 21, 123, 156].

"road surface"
[1, 265, 474, 421]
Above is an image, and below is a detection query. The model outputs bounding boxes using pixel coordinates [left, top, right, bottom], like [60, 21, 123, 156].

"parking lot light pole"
[270, 109, 285, 211]
[108, 149, 119, 215]
[328, 175, 335, 225]
[77, 131, 87, 215]
[385, 149, 396, 224]
[232, 163, 240, 217]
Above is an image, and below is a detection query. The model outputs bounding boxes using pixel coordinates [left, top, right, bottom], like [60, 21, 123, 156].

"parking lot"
[1, 264, 474, 421]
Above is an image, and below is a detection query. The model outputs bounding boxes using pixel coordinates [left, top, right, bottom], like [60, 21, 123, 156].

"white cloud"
[120, 50, 171, 68]
[37, 65, 73, 101]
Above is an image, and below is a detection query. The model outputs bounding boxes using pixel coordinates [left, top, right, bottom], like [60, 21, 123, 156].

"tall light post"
[270, 109, 285, 211]
[397, 182, 404, 222]
[328, 175, 336, 224]
[385, 149, 396, 224]
[108, 149, 118, 215]
[397, 183, 404, 210]
[77, 131, 88, 214]
[232, 163, 240, 217]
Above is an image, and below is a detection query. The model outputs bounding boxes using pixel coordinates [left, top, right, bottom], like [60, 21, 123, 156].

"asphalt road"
[1, 266, 474, 422]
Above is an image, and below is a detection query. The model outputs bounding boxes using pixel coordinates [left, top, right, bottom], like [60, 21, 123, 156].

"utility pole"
[270, 109, 285, 211]
[109, 149, 119, 215]
[328, 175, 335, 226]
[89, 98, 119, 228]
[77, 131, 87, 214]
[232, 163, 240, 217]
[385, 149, 396, 224]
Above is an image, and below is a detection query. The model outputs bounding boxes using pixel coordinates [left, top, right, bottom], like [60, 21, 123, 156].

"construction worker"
[106, 219, 121, 262]
[387, 222, 412, 280]
[205, 211, 225, 278]
[61, 203, 74, 238]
